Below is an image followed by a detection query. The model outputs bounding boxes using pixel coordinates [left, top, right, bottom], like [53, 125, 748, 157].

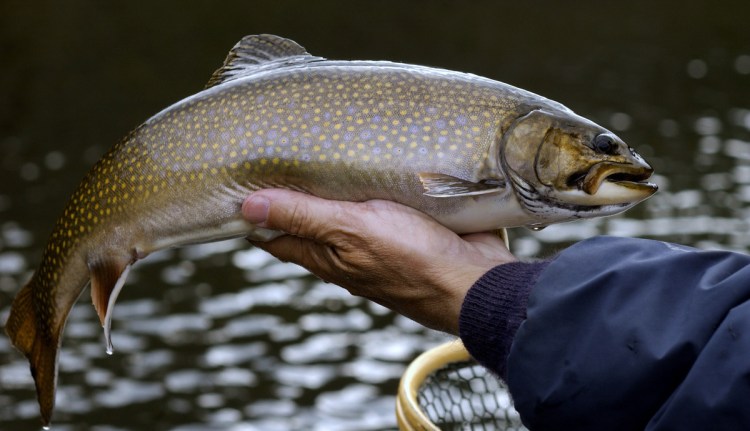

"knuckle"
[284, 201, 309, 236]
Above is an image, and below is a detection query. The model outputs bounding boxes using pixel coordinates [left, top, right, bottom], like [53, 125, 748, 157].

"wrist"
[458, 260, 550, 378]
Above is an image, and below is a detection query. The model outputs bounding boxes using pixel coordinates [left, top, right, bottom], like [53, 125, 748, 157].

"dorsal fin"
[206, 34, 323, 88]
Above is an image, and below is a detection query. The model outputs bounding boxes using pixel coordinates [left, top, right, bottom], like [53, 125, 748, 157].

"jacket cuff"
[458, 260, 550, 379]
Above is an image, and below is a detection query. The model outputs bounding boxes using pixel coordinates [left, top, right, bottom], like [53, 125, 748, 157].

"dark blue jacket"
[459, 236, 750, 430]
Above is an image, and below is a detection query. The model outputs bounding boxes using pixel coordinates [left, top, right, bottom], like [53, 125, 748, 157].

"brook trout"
[6, 34, 657, 425]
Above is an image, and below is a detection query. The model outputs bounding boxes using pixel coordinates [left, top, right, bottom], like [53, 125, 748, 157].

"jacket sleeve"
[461, 236, 750, 430]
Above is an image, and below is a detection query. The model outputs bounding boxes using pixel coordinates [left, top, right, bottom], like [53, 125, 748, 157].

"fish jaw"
[555, 160, 657, 206]
[548, 180, 657, 208]
[544, 146, 657, 208]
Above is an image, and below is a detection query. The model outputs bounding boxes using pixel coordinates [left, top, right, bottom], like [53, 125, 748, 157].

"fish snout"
[627, 145, 653, 173]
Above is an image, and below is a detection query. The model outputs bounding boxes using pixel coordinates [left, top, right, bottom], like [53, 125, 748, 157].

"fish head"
[502, 108, 657, 225]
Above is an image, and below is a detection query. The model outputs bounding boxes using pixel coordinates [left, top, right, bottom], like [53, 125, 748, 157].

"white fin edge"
[103, 263, 132, 355]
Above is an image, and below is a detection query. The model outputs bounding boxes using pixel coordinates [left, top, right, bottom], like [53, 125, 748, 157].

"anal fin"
[88, 256, 134, 354]
[419, 172, 505, 197]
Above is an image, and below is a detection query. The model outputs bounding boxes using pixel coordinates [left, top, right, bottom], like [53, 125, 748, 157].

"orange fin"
[5, 278, 60, 427]
[88, 257, 133, 354]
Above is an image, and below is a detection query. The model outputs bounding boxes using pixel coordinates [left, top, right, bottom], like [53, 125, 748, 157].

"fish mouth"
[569, 162, 658, 196]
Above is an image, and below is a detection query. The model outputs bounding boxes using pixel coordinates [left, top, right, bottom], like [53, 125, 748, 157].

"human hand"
[241, 189, 517, 334]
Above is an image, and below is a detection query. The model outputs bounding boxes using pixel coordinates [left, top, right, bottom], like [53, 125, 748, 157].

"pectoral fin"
[419, 173, 505, 197]
[88, 256, 134, 354]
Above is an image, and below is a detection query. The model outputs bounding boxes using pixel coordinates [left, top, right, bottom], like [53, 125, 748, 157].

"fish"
[5, 34, 657, 426]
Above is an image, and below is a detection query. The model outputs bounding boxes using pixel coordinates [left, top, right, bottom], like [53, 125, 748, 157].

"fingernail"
[242, 195, 270, 226]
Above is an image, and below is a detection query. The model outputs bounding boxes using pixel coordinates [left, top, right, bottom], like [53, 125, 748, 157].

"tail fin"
[5, 278, 60, 427]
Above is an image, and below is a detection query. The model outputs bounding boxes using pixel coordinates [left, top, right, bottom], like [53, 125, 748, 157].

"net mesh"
[417, 360, 528, 431]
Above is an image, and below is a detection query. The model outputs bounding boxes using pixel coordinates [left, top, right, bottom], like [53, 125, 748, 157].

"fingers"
[242, 189, 349, 242]
[250, 234, 341, 283]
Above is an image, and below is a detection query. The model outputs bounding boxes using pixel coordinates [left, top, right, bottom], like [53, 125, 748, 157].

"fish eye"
[593, 134, 616, 154]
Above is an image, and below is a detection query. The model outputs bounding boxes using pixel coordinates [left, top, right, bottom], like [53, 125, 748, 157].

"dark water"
[1, 1, 749, 429]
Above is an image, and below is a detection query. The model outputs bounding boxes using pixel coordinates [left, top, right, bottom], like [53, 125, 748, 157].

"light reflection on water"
[1, 2, 750, 430]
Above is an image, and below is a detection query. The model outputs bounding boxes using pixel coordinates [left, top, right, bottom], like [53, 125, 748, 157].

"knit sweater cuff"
[458, 260, 550, 379]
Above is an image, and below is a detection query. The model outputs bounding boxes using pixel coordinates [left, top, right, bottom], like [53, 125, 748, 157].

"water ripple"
[298, 309, 372, 332]
[281, 333, 352, 363]
[95, 379, 164, 408]
[274, 364, 337, 389]
[204, 342, 267, 367]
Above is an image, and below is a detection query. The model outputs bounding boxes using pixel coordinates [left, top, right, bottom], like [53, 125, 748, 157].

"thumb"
[242, 189, 348, 242]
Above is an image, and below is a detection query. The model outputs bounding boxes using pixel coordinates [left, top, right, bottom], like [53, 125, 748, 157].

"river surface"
[1, 1, 749, 429]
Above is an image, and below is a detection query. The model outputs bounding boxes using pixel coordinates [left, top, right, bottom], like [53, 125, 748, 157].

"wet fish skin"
[5, 34, 656, 426]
